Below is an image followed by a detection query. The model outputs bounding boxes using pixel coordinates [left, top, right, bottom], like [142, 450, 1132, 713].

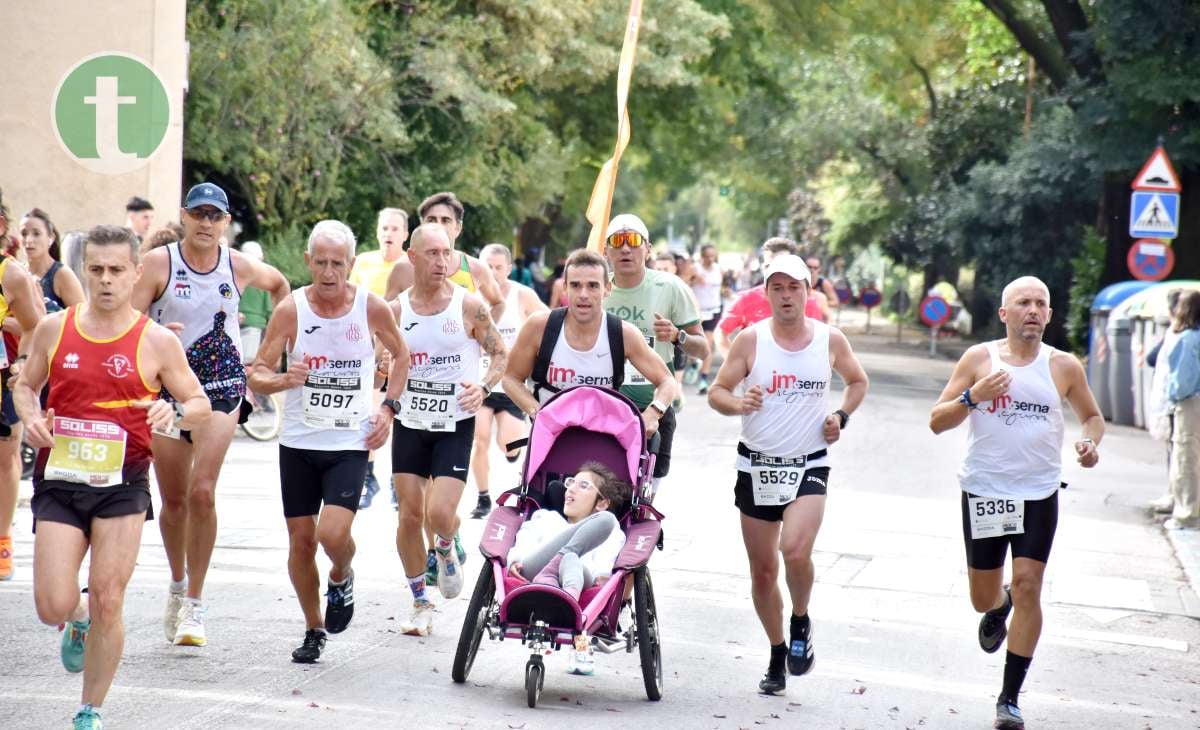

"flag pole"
[585, 0, 643, 252]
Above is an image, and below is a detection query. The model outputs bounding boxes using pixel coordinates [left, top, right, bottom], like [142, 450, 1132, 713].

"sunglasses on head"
[606, 230, 645, 249]
[187, 207, 226, 223]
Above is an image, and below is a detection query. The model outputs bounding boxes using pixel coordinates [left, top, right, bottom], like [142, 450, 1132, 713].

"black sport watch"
[382, 398, 403, 415]
[834, 409, 850, 429]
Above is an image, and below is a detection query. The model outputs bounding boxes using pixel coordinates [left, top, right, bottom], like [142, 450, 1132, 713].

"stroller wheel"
[452, 563, 495, 683]
[634, 567, 664, 701]
[525, 656, 545, 708]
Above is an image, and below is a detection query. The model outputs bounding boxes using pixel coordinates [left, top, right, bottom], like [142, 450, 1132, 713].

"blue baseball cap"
[184, 182, 229, 212]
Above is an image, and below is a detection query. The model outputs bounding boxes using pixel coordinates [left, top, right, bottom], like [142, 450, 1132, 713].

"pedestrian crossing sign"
[1129, 191, 1179, 239]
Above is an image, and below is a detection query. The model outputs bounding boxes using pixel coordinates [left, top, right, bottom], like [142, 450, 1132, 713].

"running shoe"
[436, 545, 464, 599]
[978, 586, 1012, 654]
[994, 699, 1024, 729]
[787, 623, 814, 676]
[325, 571, 355, 634]
[1148, 494, 1174, 514]
[469, 494, 492, 519]
[567, 634, 595, 675]
[359, 471, 380, 509]
[73, 706, 103, 730]
[455, 533, 468, 567]
[164, 585, 186, 642]
[697, 377, 710, 395]
[0, 536, 13, 581]
[425, 549, 438, 586]
[291, 628, 327, 664]
[60, 618, 89, 673]
[400, 598, 435, 636]
[173, 600, 207, 646]
[682, 361, 700, 386]
[758, 671, 786, 695]
[1164, 517, 1200, 530]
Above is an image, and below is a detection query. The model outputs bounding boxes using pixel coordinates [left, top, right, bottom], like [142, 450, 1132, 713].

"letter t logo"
[83, 76, 136, 164]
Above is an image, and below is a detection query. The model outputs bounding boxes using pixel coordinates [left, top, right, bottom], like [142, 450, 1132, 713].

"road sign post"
[919, 295, 951, 357]
[890, 289, 912, 344]
[860, 286, 881, 335]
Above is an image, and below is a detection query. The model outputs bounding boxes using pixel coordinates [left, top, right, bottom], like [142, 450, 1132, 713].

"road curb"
[1166, 528, 1200, 617]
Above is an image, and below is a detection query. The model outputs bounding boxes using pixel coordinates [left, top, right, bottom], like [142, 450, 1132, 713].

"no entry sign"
[1126, 239, 1174, 281]
[919, 295, 951, 328]
[860, 287, 882, 309]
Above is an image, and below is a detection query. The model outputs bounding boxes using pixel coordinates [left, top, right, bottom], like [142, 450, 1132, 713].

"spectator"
[1148, 289, 1185, 514]
[1164, 290, 1200, 530]
[125, 196, 155, 242]
[237, 241, 273, 365]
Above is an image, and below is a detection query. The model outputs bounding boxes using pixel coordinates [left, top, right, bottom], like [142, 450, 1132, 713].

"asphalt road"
[2, 326, 1198, 729]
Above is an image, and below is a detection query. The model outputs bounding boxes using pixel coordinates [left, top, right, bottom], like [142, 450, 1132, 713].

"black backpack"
[530, 307, 625, 401]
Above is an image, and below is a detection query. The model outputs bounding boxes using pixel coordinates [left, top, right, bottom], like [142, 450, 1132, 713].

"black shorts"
[31, 485, 153, 538]
[0, 378, 18, 438]
[279, 445, 369, 518]
[179, 396, 244, 443]
[482, 392, 526, 421]
[652, 405, 676, 479]
[961, 490, 1059, 570]
[701, 306, 723, 332]
[734, 466, 830, 522]
[392, 417, 475, 481]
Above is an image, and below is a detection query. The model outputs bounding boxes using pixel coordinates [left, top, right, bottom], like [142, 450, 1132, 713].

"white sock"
[169, 578, 187, 593]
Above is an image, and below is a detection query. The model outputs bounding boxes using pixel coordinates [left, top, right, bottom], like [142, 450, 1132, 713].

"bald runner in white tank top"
[397, 286, 480, 430]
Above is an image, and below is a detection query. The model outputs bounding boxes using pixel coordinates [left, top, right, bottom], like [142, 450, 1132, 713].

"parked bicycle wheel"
[240, 390, 283, 441]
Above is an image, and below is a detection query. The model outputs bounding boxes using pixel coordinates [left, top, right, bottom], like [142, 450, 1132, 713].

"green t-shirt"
[238, 286, 272, 329]
[604, 268, 700, 408]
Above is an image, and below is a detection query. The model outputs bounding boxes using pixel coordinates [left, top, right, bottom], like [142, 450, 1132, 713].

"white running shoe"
[435, 547, 464, 600]
[173, 600, 207, 646]
[567, 634, 595, 675]
[400, 598, 435, 636]
[164, 587, 186, 642]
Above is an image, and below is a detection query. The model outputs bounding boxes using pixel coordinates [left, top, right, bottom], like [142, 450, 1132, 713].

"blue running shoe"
[73, 705, 102, 729]
[425, 549, 438, 586]
[359, 471, 380, 509]
[454, 533, 467, 567]
[61, 619, 89, 673]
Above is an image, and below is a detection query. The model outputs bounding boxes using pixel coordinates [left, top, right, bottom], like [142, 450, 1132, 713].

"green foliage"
[1067, 227, 1107, 354]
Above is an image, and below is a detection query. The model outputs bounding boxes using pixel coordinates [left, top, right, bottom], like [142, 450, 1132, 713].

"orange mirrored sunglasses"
[606, 230, 645, 249]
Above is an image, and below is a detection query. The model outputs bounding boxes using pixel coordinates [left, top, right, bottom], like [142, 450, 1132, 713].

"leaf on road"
[713, 715, 726, 719]
[308, 702, 319, 708]
[291, 689, 301, 696]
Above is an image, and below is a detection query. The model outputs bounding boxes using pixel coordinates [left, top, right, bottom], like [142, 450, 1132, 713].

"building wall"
[0, 0, 186, 235]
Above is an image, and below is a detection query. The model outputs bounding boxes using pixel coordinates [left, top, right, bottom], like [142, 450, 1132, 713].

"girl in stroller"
[507, 461, 630, 599]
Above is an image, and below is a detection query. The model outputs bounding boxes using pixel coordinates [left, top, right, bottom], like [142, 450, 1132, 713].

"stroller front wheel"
[525, 656, 544, 708]
[634, 567, 664, 701]
[452, 562, 495, 683]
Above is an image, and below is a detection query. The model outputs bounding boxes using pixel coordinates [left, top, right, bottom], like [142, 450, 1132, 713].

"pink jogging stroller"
[451, 385, 665, 707]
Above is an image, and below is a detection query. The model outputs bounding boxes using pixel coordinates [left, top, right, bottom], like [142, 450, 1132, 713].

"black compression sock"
[790, 613, 811, 638]
[768, 642, 787, 675]
[1000, 651, 1031, 705]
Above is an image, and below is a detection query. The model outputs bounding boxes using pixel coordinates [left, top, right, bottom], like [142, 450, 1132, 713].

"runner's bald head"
[1001, 276, 1050, 307]
[408, 223, 450, 252]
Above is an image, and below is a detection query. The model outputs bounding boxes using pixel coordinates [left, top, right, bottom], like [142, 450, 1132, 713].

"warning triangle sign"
[1133, 193, 1175, 233]
[1132, 147, 1181, 192]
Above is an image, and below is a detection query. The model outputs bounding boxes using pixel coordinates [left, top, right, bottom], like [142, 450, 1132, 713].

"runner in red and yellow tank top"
[13, 225, 211, 729]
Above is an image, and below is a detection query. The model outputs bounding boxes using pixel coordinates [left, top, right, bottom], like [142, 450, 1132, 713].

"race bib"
[968, 496, 1025, 540]
[45, 417, 127, 487]
[152, 421, 181, 440]
[749, 452, 806, 507]
[303, 374, 365, 429]
[401, 379, 455, 432]
[623, 335, 654, 386]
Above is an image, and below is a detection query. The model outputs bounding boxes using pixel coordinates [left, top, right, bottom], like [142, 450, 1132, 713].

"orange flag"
[585, 0, 643, 252]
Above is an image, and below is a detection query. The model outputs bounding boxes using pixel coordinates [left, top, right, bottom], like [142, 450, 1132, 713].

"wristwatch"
[480, 382, 493, 398]
[382, 398, 403, 415]
[834, 409, 850, 429]
[648, 400, 669, 416]
[675, 329, 688, 346]
[172, 401, 186, 422]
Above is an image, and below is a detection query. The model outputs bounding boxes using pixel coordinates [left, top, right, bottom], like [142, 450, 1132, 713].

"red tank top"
[35, 306, 158, 489]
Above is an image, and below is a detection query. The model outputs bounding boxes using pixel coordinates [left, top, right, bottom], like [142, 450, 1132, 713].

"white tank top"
[479, 284, 523, 394]
[540, 314, 616, 404]
[957, 342, 1065, 499]
[693, 262, 723, 314]
[398, 286, 480, 429]
[738, 319, 831, 466]
[150, 242, 244, 400]
[281, 286, 376, 450]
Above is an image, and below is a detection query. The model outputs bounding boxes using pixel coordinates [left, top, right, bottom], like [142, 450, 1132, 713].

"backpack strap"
[606, 312, 625, 392]
[531, 307, 568, 400]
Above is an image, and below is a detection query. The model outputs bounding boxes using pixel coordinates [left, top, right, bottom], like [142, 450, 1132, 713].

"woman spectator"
[19, 209, 84, 313]
[1165, 290, 1200, 530]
